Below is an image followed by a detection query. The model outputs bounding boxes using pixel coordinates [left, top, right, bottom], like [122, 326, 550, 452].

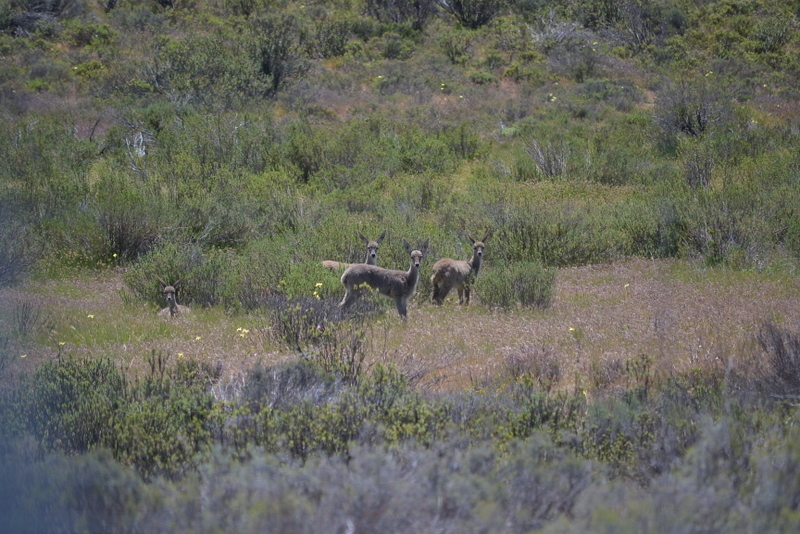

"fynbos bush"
[0, 214, 40, 287]
[440, 0, 503, 29]
[755, 321, 800, 401]
[475, 261, 556, 309]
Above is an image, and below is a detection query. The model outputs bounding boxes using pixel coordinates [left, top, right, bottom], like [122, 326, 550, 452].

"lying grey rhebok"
[157, 277, 191, 317]
[339, 238, 430, 318]
[322, 231, 387, 271]
[431, 231, 491, 305]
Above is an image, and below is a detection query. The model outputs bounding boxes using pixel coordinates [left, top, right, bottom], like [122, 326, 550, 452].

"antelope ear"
[377, 230, 387, 244]
[157, 276, 167, 287]
[468, 234, 476, 245]
[421, 238, 430, 254]
[482, 229, 492, 242]
[358, 231, 369, 244]
[402, 238, 411, 252]
[174, 278, 183, 287]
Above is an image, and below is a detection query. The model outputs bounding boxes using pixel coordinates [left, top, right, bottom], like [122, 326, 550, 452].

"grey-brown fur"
[431, 231, 491, 305]
[322, 230, 387, 271]
[340, 238, 429, 318]
[157, 277, 191, 317]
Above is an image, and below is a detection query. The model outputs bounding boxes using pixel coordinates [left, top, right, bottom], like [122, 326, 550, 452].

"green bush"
[440, 0, 503, 29]
[0, 207, 40, 286]
[475, 261, 556, 309]
[248, 13, 311, 96]
[26, 357, 127, 455]
[111, 357, 217, 479]
[493, 203, 613, 266]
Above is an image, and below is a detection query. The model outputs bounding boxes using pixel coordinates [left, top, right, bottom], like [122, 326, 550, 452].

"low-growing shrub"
[0, 213, 40, 287]
[502, 342, 561, 393]
[26, 357, 128, 455]
[124, 243, 247, 309]
[240, 359, 340, 412]
[440, 0, 503, 29]
[755, 320, 800, 402]
[476, 261, 556, 309]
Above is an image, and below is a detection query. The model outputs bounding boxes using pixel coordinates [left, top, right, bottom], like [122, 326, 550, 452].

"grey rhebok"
[431, 231, 491, 305]
[157, 277, 191, 317]
[322, 231, 387, 271]
[339, 238, 430, 318]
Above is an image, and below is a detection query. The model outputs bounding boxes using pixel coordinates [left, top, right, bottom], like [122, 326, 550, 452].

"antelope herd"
[158, 232, 489, 319]
[336, 231, 488, 318]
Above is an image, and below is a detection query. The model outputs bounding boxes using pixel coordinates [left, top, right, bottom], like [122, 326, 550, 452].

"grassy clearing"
[3, 257, 797, 394]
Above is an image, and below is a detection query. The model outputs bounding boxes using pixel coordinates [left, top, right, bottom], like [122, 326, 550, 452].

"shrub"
[475, 261, 556, 309]
[524, 137, 569, 178]
[0, 209, 40, 287]
[0, 449, 151, 534]
[494, 204, 611, 266]
[307, 14, 354, 59]
[248, 13, 311, 96]
[754, 321, 800, 402]
[124, 242, 199, 307]
[266, 295, 342, 351]
[440, 0, 503, 29]
[93, 174, 168, 263]
[502, 342, 561, 393]
[240, 359, 340, 412]
[364, 0, 437, 30]
[27, 357, 127, 455]
[111, 359, 217, 479]
[438, 27, 473, 65]
[653, 77, 734, 153]
[752, 14, 795, 54]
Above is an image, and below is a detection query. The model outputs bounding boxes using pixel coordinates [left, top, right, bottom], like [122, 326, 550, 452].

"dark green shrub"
[111, 2, 166, 32]
[438, 27, 473, 65]
[240, 359, 340, 412]
[380, 31, 415, 60]
[755, 321, 800, 401]
[0, 208, 40, 287]
[93, 174, 168, 263]
[112, 373, 214, 479]
[653, 77, 734, 154]
[124, 242, 198, 307]
[27, 357, 127, 455]
[494, 204, 610, 266]
[752, 14, 795, 54]
[364, 0, 436, 30]
[440, 0, 503, 29]
[475, 261, 556, 309]
[307, 14, 354, 59]
[248, 13, 311, 96]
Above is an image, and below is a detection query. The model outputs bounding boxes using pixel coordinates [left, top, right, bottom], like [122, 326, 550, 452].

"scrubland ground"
[3, 257, 797, 393]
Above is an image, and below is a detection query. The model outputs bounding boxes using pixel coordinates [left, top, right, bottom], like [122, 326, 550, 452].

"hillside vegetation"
[2, 0, 800, 531]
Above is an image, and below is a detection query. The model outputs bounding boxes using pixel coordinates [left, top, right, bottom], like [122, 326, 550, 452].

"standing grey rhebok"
[339, 238, 430, 318]
[322, 231, 387, 271]
[157, 277, 191, 317]
[431, 231, 491, 305]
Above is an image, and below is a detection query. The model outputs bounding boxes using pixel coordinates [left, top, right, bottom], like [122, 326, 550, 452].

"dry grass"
[2, 258, 799, 394]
